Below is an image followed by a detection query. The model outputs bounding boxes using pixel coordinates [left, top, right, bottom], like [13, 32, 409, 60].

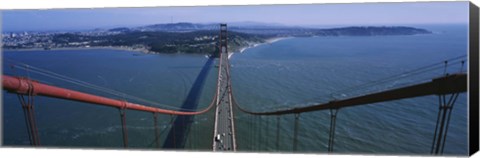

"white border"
[1, 0, 478, 158]
[0, 0, 477, 10]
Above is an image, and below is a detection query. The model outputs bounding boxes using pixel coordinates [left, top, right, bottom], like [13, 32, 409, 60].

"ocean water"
[2, 24, 469, 155]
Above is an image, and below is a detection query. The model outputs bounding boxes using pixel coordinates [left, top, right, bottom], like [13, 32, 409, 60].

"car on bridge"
[215, 134, 221, 142]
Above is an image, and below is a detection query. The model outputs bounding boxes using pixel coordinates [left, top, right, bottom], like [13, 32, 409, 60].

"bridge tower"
[220, 24, 228, 54]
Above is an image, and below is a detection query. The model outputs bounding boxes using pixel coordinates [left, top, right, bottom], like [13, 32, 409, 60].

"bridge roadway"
[212, 27, 236, 151]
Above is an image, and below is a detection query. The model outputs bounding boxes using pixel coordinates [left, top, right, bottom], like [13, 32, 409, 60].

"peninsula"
[2, 23, 432, 54]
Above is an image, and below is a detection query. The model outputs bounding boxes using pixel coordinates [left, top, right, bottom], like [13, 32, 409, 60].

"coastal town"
[1, 25, 266, 54]
[2, 30, 151, 52]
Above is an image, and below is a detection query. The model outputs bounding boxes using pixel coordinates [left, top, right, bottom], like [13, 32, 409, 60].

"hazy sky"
[2, 1, 469, 32]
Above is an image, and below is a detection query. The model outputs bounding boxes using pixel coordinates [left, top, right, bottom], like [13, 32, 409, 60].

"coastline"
[236, 36, 293, 54]
[3, 46, 153, 54]
[3, 36, 293, 55]
[227, 36, 292, 59]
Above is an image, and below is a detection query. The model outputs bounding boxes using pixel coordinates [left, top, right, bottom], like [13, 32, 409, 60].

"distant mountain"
[135, 22, 217, 32]
[108, 27, 131, 32]
[228, 21, 288, 28]
[318, 26, 431, 36]
[223, 25, 431, 36]
[132, 22, 294, 32]
[129, 22, 431, 36]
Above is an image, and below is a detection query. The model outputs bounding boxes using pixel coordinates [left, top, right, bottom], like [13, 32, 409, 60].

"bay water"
[2, 24, 468, 155]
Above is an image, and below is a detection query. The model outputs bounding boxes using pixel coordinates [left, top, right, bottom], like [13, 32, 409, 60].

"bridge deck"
[213, 24, 236, 151]
[213, 48, 236, 151]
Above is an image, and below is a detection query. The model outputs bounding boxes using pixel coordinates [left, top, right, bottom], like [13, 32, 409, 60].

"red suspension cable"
[3, 75, 217, 115]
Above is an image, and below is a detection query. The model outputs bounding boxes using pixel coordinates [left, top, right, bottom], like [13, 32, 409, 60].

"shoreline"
[236, 36, 293, 54]
[2, 46, 154, 54]
[3, 36, 294, 55]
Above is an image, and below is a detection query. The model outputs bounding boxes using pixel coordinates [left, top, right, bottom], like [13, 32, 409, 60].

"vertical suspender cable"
[17, 94, 33, 145]
[28, 81, 41, 146]
[430, 96, 443, 153]
[460, 61, 465, 72]
[434, 95, 448, 154]
[250, 114, 254, 150]
[119, 104, 128, 148]
[328, 108, 339, 152]
[249, 114, 252, 150]
[252, 114, 256, 151]
[16, 80, 41, 146]
[252, 115, 255, 151]
[443, 61, 448, 75]
[171, 114, 176, 148]
[188, 117, 193, 149]
[30, 96, 41, 146]
[431, 92, 459, 155]
[153, 112, 160, 148]
[29, 93, 39, 145]
[255, 115, 258, 151]
[18, 94, 40, 146]
[276, 116, 280, 151]
[260, 115, 263, 150]
[293, 113, 300, 152]
[26, 65, 40, 146]
[440, 93, 459, 153]
[257, 115, 260, 151]
[266, 116, 269, 150]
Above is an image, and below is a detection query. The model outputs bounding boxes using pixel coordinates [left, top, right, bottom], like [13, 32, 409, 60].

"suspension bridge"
[2, 24, 468, 154]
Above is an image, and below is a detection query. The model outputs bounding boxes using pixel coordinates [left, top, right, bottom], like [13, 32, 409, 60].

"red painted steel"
[2, 75, 217, 115]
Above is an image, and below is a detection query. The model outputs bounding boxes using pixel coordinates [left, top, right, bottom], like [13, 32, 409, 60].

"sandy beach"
[237, 36, 293, 54]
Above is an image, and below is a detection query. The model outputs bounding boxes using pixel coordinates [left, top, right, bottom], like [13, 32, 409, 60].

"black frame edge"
[469, 1, 479, 156]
